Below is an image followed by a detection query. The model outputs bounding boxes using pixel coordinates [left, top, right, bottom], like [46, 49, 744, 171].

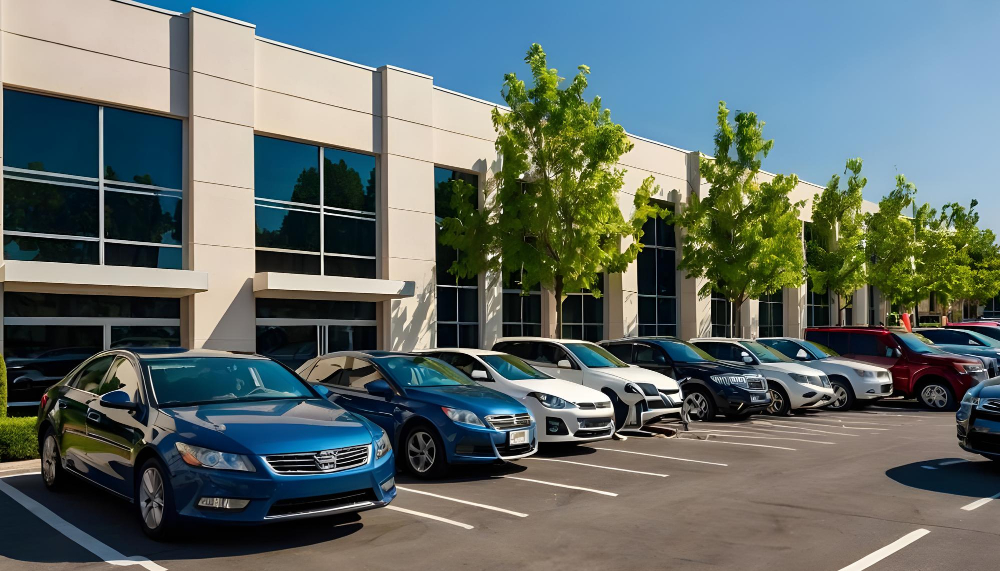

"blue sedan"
[297, 351, 537, 478]
[36, 348, 396, 539]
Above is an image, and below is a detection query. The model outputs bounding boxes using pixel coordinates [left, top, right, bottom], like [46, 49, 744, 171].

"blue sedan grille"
[264, 444, 371, 475]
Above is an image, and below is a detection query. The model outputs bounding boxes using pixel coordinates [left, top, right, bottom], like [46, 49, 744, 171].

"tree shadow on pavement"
[886, 458, 1000, 498]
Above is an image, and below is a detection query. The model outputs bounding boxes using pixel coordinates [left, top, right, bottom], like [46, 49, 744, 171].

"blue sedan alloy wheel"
[404, 423, 447, 479]
[137, 458, 177, 540]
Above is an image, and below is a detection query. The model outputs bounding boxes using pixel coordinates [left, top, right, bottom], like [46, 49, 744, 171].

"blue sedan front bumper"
[167, 450, 397, 523]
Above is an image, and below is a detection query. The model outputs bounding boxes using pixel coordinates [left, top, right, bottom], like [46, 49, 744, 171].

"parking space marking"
[815, 416, 903, 426]
[674, 437, 796, 451]
[682, 429, 836, 445]
[525, 458, 669, 477]
[741, 426, 853, 438]
[754, 421, 858, 436]
[960, 491, 1000, 511]
[592, 447, 728, 467]
[0, 477, 166, 571]
[384, 505, 474, 529]
[837, 528, 930, 571]
[767, 419, 889, 431]
[496, 476, 618, 497]
[921, 466, 938, 470]
[396, 487, 528, 517]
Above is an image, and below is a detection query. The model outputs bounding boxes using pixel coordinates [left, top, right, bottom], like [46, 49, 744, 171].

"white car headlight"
[375, 430, 392, 459]
[441, 406, 485, 427]
[528, 392, 575, 409]
[788, 373, 812, 385]
[175, 442, 255, 472]
[853, 369, 876, 378]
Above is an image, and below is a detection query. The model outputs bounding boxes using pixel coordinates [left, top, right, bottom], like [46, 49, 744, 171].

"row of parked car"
[31, 324, 1000, 539]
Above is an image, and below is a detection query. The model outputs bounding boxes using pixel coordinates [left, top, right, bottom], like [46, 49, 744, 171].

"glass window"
[637, 204, 677, 336]
[104, 191, 181, 245]
[148, 358, 316, 407]
[255, 250, 321, 275]
[324, 148, 376, 213]
[105, 243, 182, 269]
[110, 326, 180, 349]
[605, 343, 634, 363]
[480, 354, 550, 380]
[824, 331, 851, 355]
[760, 339, 816, 361]
[634, 344, 667, 365]
[4, 178, 99, 237]
[5, 292, 179, 319]
[502, 270, 542, 337]
[254, 136, 320, 204]
[103, 107, 182, 189]
[894, 333, 945, 355]
[4, 90, 98, 177]
[325, 215, 376, 257]
[4, 326, 103, 382]
[71, 355, 116, 394]
[4, 235, 99, 265]
[711, 291, 733, 337]
[378, 356, 476, 387]
[758, 290, 784, 337]
[806, 280, 831, 327]
[99, 357, 142, 399]
[652, 339, 715, 363]
[741, 341, 788, 363]
[563, 342, 629, 368]
[435, 167, 480, 348]
[562, 278, 604, 342]
[255, 205, 320, 252]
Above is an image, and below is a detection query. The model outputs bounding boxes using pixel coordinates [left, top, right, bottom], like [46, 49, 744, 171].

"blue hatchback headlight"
[375, 430, 392, 459]
[176, 442, 255, 472]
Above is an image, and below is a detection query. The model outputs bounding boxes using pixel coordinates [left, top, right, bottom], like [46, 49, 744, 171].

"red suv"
[804, 327, 988, 410]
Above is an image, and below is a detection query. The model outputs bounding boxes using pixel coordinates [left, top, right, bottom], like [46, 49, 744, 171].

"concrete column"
[742, 299, 759, 339]
[187, 10, 256, 351]
[678, 152, 712, 340]
[785, 283, 808, 338]
[852, 286, 869, 325]
[540, 288, 557, 338]
[379, 66, 436, 351]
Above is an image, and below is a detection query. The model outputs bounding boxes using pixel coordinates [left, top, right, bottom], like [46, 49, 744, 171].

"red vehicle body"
[804, 327, 988, 409]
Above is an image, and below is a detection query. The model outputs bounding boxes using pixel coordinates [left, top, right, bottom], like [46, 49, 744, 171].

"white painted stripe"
[497, 476, 618, 497]
[0, 471, 40, 478]
[768, 419, 889, 431]
[744, 426, 853, 438]
[960, 491, 1000, 511]
[524, 458, 669, 477]
[921, 466, 937, 470]
[682, 430, 835, 444]
[592, 447, 728, 467]
[756, 421, 859, 436]
[396, 487, 528, 517]
[0, 467, 40, 474]
[675, 437, 796, 451]
[384, 505, 474, 529]
[817, 416, 903, 426]
[939, 459, 969, 466]
[837, 528, 930, 571]
[0, 478, 166, 571]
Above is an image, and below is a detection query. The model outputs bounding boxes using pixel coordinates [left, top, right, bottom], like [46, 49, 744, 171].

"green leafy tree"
[673, 101, 805, 336]
[806, 159, 868, 325]
[439, 43, 660, 337]
[906, 203, 963, 318]
[935, 200, 1000, 318]
[865, 175, 918, 317]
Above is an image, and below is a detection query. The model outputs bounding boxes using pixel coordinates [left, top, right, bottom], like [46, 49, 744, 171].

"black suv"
[600, 337, 771, 420]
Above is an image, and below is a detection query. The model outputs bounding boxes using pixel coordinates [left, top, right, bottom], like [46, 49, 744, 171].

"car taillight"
[39, 394, 49, 410]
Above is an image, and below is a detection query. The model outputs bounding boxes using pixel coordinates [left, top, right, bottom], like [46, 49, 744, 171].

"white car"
[691, 338, 837, 416]
[420, 348, 616, 443]
[757, 337, 894, 411]
[492, 338, 683, 430]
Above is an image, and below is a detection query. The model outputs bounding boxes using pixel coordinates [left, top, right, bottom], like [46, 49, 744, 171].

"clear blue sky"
[151, 0, 1000, 232]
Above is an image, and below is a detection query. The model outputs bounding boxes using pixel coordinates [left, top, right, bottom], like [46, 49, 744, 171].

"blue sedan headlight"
[176, 442, 255, 472]
[528, 392, 574, 409]
[441, 406, 485, 427]
[375, 430, 392, 459]
[962, 392, 980, 407]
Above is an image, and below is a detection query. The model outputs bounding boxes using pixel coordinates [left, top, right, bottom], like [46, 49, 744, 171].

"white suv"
[492, 338, 683, 430]
[757, 337, 893, 411]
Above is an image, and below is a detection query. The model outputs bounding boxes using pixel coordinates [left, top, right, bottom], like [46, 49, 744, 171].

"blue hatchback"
[297, 351, 537, 478]
[36, 349, 396, 539]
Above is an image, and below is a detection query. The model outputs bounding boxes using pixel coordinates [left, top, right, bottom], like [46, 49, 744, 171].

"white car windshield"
[564, 343, 629, 368]
[481, 354, 551, 380]
[740, 341, 792, 364]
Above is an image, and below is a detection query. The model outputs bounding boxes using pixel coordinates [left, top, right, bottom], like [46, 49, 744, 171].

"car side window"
[497, 342, 535, 361]
[438, 353, 488, 380]
[605, 343, 633, 363]
[98, 357, 143, 401]
[307, 356, 348, 385]
[694, 342, 724, 360]
[850, 334, 883, 357]
[825, 332, 850, 355]
[634, 344, 666, 365]
[764, 339, 809, 361]
[344, 358, 384, 391]
[69, 355, 116, 394]
[537, 343, 571, 365]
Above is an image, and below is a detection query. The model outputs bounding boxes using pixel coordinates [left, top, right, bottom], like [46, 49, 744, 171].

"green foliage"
[439, 43, 660, 336]
[0, 417, 37, 462]
[806, 158, 869, 320]
[934, 200, 1000, 312]
[0, 355, 5, 418]
[864, 175, 918, 307]
[673, 101, 805, 333]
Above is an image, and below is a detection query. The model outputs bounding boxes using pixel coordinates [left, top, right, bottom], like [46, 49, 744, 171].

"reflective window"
[711, 290, 733, 337]
[255, 300, 378, 369]
[435, 167, 479, 348]
[3, 90, 182, 268]
[99, 358, 143, 399]
[254, 135, 377, 278]
[562, 277, 604, 342]
[111, 326, 181, 348]
[758, 290, 784, 337]
[806, 280, 831, 327]
[637, 204, 677, 336]
[502, 270, 542, 337]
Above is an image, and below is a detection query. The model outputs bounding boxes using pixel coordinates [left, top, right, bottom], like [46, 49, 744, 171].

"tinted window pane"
[437, 286, 457, 322]
[324, 215, 375, 256]
[328, 324, 377, 353]
[255, 299, 376, 321]
[254, 136, 319, 204]
[639, 296, 656, 324]
[5, 292, 178, 319]
[657, 324, 677, 336]
[324, 256, 376, 279]
[4, 179, 99, 237]
[103, 107, 182, 189]
[584, 325, 604, 343]
[657, 249, 676, 296]
[255, 250, 320, 274]
[436, 238, 458, 283]
[459, 325, 479, 348]
[255, 206, 319, 251]
[434, 167, 478, 217]
[640, 218, 656, 245]
[104, 191, 181, 245]
[438, 324, 458, 348]
[637, 247, 655, 295]
[502, 293, 521, 323]
[4, 235, 99, 264]
[562, 325, 583, 340]
[563, 296, 583, 324]
[105, 243, 182, 269]
[110, 326, 180, 348]
[324, 148, 376, 213]
[4, 90, 98, 177]
[583, 295, 603, 323]
[458, 288, 478, 322]
[256, 325, 317, 370]
[826, 332, 850, 355]
[655, 216, 676, 248]
[658, 297, 676, 326]
[4, 325, 102, 372]
[524, 295, 541, 323]
[502, 324, 522, 337]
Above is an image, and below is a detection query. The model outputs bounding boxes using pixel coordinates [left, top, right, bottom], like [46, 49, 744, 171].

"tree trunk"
[836, 293, 843, 326]
[554, 274, 564, 340]
[731, 299, 743, 338]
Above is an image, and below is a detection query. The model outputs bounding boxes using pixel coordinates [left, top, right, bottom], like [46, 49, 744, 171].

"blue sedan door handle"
[87, 410, 101, 423]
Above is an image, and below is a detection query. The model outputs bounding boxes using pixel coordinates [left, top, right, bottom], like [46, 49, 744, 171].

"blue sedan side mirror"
[365, 379, 394, 399]
[313, 385, 331, 399]
[100, 390, 139, 411]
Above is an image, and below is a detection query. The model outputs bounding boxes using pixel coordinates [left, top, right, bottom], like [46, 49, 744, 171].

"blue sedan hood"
[160, 399, 377, 456]
[405, 385, 528, 417]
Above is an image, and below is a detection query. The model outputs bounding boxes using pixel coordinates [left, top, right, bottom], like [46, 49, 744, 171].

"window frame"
[434, 166, 481, 348]
[637, 203, 678, 336]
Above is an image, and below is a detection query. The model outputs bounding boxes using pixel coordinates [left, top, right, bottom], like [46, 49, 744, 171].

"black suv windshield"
[652, 340, 715, 363]
[564, 343, 629, 368]
[481, 354, 550, 380]
[148, 358, 315, 407]
[894, 332, 947, 355]
[379, 356, 476, 387]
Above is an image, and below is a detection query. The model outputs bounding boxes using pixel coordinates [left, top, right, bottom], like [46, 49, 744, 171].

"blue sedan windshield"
[148, 358, 316, 407]
[380, 356, 476, 387]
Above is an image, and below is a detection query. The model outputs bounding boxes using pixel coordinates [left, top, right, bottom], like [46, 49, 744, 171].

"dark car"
[956, 378, 1000, 460]
[805, 327, 988, 410]
[946, 323, 1000, 344]
[915, 328, 1000, 377]
[297, 351, 537, 479]
[600, 337, 771, 421]
[37, 348, 396, 539]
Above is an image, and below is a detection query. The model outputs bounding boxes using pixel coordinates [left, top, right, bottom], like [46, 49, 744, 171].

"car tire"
[603, 389, 630, 431]
[916, 380, 956, 411]
[402, 423, 448, 479]
[827, 379, 855, 411]
[766, 383, 791, 416]
[682, 387, 716, 422]
[136, 457, 178, 540]
[40, 427, 66, 492]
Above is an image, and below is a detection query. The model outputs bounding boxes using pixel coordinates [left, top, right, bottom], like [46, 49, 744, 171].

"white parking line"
[592, 447, 728, 467]
[755, 421, 858, 436]
[816, 416, 903, 426]
[960, 491, 1000, 511]
[396, 487, 528, 517]
[682, 430, 836, 445]
[496, 476, 618, 497]
[674, 437, 796, 451]
[768, 419, 889, 431]
[921, 466, 937, 470]
[384, 505, 474, 529]
[0, 477, 166, 571]
[939, 459, 969, 466]
[837, 528, 930, 571]
[524, 458, 669, 477]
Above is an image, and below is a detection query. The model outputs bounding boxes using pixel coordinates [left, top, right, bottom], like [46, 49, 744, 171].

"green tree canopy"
[673, 101, 805, 336]
[806, 158, 868, 324]
[439, 43, 659, 336]
[865, 175, 918, 311]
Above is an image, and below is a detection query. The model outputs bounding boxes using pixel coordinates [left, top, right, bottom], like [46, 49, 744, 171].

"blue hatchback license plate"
[509, 430, 529, 446]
